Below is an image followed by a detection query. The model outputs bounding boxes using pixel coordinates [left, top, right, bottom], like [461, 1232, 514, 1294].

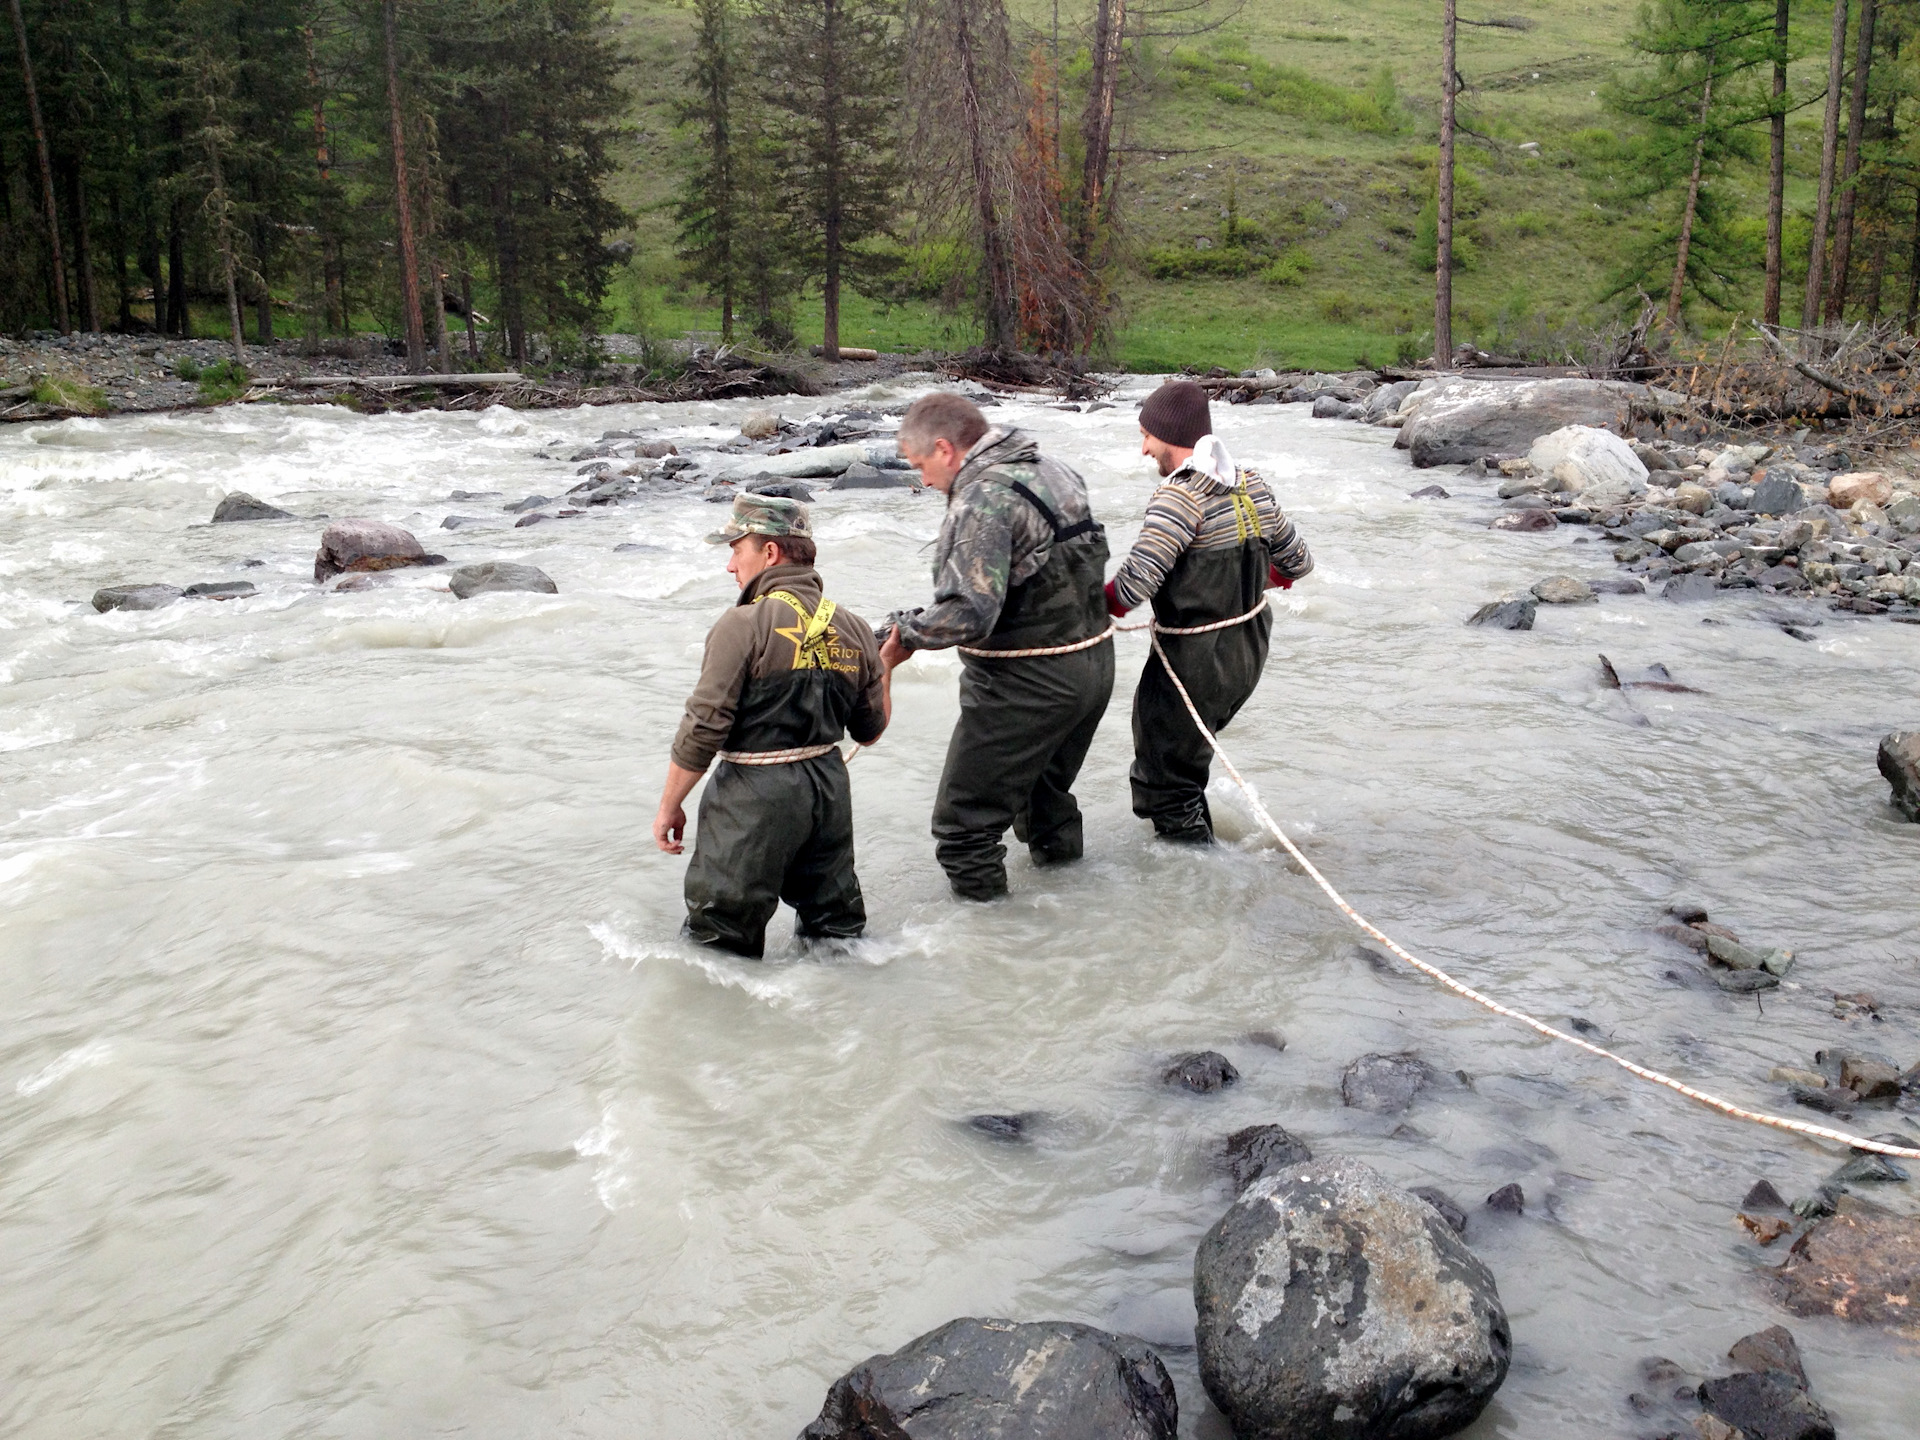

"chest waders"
[683, 590, 867, 958]
[1130, 477, 1276, 843]
[930, 479, 1117, 901]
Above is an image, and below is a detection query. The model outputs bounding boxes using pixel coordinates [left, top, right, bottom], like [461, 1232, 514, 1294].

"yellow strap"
[758, 589, 839, 669]
[1228, 473, 1263, 543]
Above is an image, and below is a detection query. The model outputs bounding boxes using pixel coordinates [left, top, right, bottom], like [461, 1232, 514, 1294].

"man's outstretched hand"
[879, 630, 913, 672]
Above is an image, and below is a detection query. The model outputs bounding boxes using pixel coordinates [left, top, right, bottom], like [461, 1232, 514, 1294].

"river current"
[3, 382, 1918, 1438]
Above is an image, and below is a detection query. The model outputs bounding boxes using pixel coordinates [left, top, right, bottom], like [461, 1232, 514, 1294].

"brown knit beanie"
[1138, 380, 1213, 449]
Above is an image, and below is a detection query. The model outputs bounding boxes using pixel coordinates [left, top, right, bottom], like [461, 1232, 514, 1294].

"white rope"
[1139, 622, 1920, 1162]
[716, 742, 840, 766]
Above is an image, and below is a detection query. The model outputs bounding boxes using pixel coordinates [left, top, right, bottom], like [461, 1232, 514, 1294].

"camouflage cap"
[705, 491, 814, 545]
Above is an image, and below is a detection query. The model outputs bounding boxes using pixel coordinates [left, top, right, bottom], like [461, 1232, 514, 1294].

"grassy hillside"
[601, 0, 1841, 371]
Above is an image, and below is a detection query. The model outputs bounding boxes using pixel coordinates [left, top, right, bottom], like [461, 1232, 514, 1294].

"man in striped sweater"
[1104, 380, 1313, 843]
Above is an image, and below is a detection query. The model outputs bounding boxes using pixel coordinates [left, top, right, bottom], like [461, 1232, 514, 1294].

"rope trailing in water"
[1131, 599, 1920, 1162]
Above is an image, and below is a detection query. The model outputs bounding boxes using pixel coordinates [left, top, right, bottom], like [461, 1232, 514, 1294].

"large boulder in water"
[92, 583, 182, 612]
[449, 561, 558, 599]
[1525, 424, 1648, 499]
[1878, 732, 1920, 822]
[1194, 1155, 1510, 1440]
[1395, 378, 1668, 468]
[1774, 1199, 1920, 1330]
[211, 491, 294, 522]
[313, 519, 443, 583]
[798, 1317, 1177, 1440]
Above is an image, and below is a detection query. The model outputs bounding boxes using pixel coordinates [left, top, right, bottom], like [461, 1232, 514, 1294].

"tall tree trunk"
[200, 112, 248, 368]
[1667, 71, 1715, 328]
[1763, 0, 1789, 326]
[1825, 0, 1877, 322]
[460, 268, 478, 359]
[168, 204, 187, 336]
[1076, 0, 1124, 266]
[9, 0, 69, 333]
[69, 166, 98, 331]
[1862, 64, 1899, 321]
[1803, 0, 1850, 333]
[1905, 184, 1920, 333]
[109, 184, 131, 331]
[1435, 0, 1456, 365]
[383, 0, 428, 372]
[955, 1, 1013, 350]
[820, 0, 842, 360]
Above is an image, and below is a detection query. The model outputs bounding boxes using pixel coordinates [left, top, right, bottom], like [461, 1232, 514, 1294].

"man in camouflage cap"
[880, 392, 1114, 901]
[654, 492, 890, 957]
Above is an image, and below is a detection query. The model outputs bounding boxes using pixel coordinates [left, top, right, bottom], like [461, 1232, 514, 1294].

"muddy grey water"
[4, 384, 1918, 1438]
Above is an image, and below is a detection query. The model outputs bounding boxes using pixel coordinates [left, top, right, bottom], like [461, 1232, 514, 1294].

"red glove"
[1104, 579, 1133, 617]
[1267, 564, 1294, 591]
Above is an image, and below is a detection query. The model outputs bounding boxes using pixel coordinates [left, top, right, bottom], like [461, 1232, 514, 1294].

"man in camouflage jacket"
[881, 392, 1115, 900]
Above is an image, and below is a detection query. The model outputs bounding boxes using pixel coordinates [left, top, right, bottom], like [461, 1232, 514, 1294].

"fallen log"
[287, 372, 525, 388]
[808, 346, 879, 361]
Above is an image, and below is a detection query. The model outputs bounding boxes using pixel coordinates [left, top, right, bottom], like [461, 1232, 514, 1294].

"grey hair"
[897, 391, 989, 457]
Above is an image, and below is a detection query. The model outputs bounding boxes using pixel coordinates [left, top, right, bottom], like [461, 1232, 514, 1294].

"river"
[3, 383, 1917, 1438]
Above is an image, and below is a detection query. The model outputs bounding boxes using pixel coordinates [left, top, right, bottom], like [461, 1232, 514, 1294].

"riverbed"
[4, 386, 1918, 1438]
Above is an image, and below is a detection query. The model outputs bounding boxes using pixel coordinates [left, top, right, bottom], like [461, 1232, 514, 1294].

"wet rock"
[1718, 969, 1782, 994]
[92, 583, 182, 612]
[633, 439, 678, 459]
[1467, 597, 1537, 630]
[1667, 899, 1710, 924]
[448, 562, 558, 599]
[1312, 394, 1365, 420]
[182, 580, 255, 600]
[1407, 483, 1450, 499]
[833, 462, 915, 490]
[1194, 1156, 1509, 1440]
[1878, 732, 1920, 821]
[1340, 1052, 1436, 1113]
[1742, 1213, 1796, 1246]
[1790, 1083, 1856, 1114]
[1490, 509, 1557, 532]
[313, 519, 442, 583]
[1663, 572, 1720, 602]
[1411, 1185, 1467, 1235]
[1395, 376, 1659, 468]
[1589, 575, 1646, 594]
[1531, 575, 1595, 604]
[441, 514, 497, 530]
[1771, 1066, 1828, 1089]
[1828, 471, 1894, 509]
[1840, 1055, 1902, 1100]
[1827, 1152, 1909, 1185]
[1485, 1183, 1525, 1215]
[747, 479, 816, 502]
[1224, 1124, 1314, 1193]
[211, 490, 294, 522]
[503, 494, 551, 513]
[1757, 563, 1805, 590]
[799, 1317, 1177, 1440]
[966, 1113, 1034, 1142]
[1698, 1370, 1835, 1440]
[1166, 1051, 1239, 1093]
[513, 512, 552, 528]
[1364, 379, 1420, 420]
[1706, 934, 1794, 977]
[739, 410, 780, 441]
[1726, 1324, 1806, 1388]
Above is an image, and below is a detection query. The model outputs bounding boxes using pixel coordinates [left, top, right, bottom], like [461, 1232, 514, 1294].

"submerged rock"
[1194, 1155, 1510, 1440]
[1223, 1124, 1313, 1194]
[1165, 1051, 1239, 1093]
[182, 581, 256, 600]
[92, 583, 182, 612]
[211, 490, 294, 522]
[1340, 1052, 1436, 1113]
[1407, 483, 1450, 499]
[1468, 598, 1537, 630]
[1490, 509, 1557, 533]
[1879, 732, 1920, 821]
[1485, 1183, 1525, 1215]
[448, 562, 558, 599]
[966, 1113, 1034, 1141]
[798, 1317, 1177, 1440]
[313, 519, 442, 583]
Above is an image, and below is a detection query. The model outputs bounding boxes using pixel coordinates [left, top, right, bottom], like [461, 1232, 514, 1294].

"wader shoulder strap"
[757, 589, 839, 669]
[1228, 469, 1263, 543]
[1007, 479, 1097, 543]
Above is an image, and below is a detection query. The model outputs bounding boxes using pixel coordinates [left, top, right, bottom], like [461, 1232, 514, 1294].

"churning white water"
[3, 383, 1919, 1438]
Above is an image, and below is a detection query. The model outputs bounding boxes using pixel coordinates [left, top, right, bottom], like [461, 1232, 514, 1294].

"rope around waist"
[956, 593, 1275, 659]
[715, 742, 842, 766]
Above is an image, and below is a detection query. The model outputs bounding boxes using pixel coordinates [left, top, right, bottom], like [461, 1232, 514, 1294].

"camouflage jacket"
[892, 428, 1103, 651]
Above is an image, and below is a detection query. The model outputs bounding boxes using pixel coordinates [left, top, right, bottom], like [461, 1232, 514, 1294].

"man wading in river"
[880, 392, 1114, 900]
[1105, 379, 1312, 843]
[653, 494, 889, 957]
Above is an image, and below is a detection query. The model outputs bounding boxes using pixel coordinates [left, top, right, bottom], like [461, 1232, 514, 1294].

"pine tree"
[675, 0, 746, 341]
[753, 0, 901, 359]
[1600, 0, 1776, 327]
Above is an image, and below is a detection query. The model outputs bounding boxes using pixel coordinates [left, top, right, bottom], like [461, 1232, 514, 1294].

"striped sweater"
[1109, 465, 1313, 613]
